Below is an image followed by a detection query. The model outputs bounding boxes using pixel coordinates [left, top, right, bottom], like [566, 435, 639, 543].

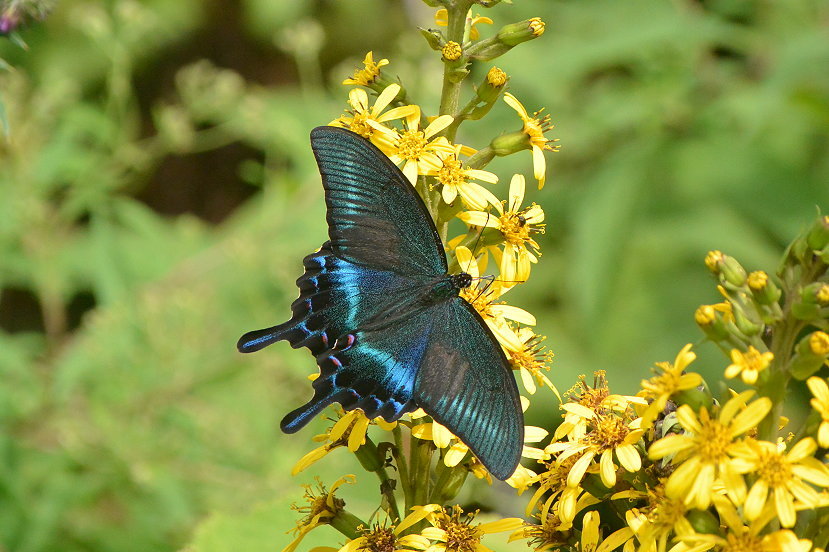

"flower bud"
[793, 283, 829, 320]
[486, 66, 507, 87]
[466, 67, 508, 121]
[733, 308, 763, 337]
[790, 331, 829, 380]
[695, 305, 730, 341]
[720, 256, 747, 287]
[442, 41, 462, 61]
[747, 270, 782, 305]
[704, 250, 724, 274]
[491, 131, 531, 156]
[686, 509, 722, 535]
[806, 215, 829, 251]
[497, 17, 545, 46]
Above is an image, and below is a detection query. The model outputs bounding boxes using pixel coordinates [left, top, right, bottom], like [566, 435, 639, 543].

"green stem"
[392, 426, 411, 513]
[330, 509, 366, 539]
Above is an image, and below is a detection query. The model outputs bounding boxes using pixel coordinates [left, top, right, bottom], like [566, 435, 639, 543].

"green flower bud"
[694, 305, 730, 342]
[790, 331, 829, 380]
[686, 509, 722, 535]
[720, 255, 747, 288]
[793, 283, 829, 320]
[497, 17, 545, 46]
[806, 215, 829, 251]
[748, 270, 782, 305]
[491, 131, 531, 156]
[733, 308, 763, 337]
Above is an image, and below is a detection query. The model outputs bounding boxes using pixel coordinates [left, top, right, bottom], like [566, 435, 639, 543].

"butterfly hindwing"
[414, 299, 524, 481]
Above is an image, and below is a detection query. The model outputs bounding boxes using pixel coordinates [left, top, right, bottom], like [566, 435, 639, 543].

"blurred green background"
[0, 0, 827, 550]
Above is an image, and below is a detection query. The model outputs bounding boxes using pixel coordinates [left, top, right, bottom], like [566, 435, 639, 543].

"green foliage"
[0, 0, 827, 551]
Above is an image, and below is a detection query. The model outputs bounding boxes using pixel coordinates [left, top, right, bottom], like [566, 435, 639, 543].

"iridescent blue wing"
[310, 126, 447, 276]
[414, 299, 524, 481]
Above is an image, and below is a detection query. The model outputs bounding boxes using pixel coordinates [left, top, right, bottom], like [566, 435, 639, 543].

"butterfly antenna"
[462, 210, 492, 275]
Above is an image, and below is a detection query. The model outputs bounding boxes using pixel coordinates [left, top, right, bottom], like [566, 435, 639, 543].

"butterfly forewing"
[310, 127, 447, 276]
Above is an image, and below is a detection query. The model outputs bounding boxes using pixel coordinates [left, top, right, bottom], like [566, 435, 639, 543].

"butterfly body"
[238, 127, 524, 480]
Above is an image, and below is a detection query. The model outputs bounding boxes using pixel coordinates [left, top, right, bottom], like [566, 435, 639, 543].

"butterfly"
[237, 126, 524, 480]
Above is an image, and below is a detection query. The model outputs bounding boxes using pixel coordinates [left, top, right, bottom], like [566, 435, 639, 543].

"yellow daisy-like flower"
[729, 437, 829, 528]
[524, 455, 591, 525]
[283, 475, 355, 552]
[454, 245, 535, 351]
[546, 408, 644, 489]
[623, 481, 695, 552]
[330, 84, 417, 141]
[424, 143, 500, 210]
[420, 505, 524, 552]
[343, 51, 388, 86]
[328, 516, 432, 552]
[638, 343, 702, 429]
[458, 174, 544, 285]
[647, 391, 772, 509]
[435, 8, 493, 40]
[508, 327, 558, 397]
[503, 93, 559, 188]
[292, 408, 395, 475]
[554, 371, 646, 442]
[725, 346, 774, 385]
[369, 108, 455, 184]
[807, 376, 829, 447]
[577, 511, 633, 552]
[680, 494, 812, 552]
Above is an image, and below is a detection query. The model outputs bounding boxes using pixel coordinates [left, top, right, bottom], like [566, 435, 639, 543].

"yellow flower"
[292, 408, 396, 475]
[546, 408, 644, 489]
[729, 437, 829, 528]
[638, 343, 702, 429]
[807, 376, 829, 447]
[508, 327, 558, 397]
[623, 481, 694, 552]
[578, 511, 633, 552]
[647, 391, 772, 509]
[679, 494, 813, 552]
[435, 8, 493, 40]
[424, 143, 500, 211]
[524, 455, 585, 523]
[420, 505, 524, 552]
[343, 51, 388, 86]
[369, 108, 455, 184]
[454, 245, 535, 351]
[457, 174, 544, 285]
[330, 84, 417, 141]
[334, 515, 432, 552]
[283, 475, 355, 552]
[725, 346, 773, 385]
[503, 93, 559, 188]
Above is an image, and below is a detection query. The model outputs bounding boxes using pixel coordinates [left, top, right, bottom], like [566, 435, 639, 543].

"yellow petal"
[507, 174, 525, 212]
[503, 92, 529, 120]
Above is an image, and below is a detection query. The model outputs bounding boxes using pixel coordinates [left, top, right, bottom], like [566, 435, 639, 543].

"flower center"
[754, 448, 791, 487]
[723, 532, 764, 552]
[363, 528, 397, 552]
[443, 522, 481, 552]
[499, 211, 531, 245]
[695, 416, 732, 463]
[347, 112, 373, 138]
[646, 484, 687, 529]
[589, 414, 629, 452]
[438, 156, 465, 188]
[396, 129, 428, 161]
